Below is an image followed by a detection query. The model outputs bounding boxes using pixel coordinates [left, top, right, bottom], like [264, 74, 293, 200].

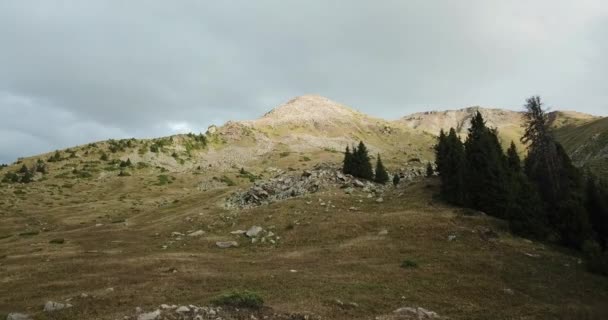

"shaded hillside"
[554, 117, 608, 177]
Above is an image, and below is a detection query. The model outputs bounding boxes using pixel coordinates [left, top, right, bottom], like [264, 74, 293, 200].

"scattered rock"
[447, 234, 457, 242]
[137, 309, 161, 320]
[187, 230, 205, 237]
[376, 197, 384, 203]
[230, 230, 247, 235]
[393, 306, 440, 319]
[246, 226, 263, 237]
[43, 301, 73, 312]
[175, 306, 190, 313]
[6, 313, 31, 320]
[503, 288, 514, 295]
[216, 241, 239, 248]
[378, 229, 389, 236]
[353, 180, 365, 188]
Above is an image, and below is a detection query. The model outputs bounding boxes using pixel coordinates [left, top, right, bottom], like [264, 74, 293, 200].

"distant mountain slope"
[3, 96, 604, 180]
[554, 117, 608, 177]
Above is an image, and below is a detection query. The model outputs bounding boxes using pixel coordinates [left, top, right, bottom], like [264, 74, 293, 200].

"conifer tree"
[374, 154, 389, 184]
[463, 112, 509, 217]
[435, 128, 466, 205]
[342, 146, 353, 175]
[585, 176, 608, 250]
[352, 141, 373, 180]
[392, 174, 400, 186]
[426, 162, 434, 177]
[504, 142, 547, 237]
[522, 96, 591, 248]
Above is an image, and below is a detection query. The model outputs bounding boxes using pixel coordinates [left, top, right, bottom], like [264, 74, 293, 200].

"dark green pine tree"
[352, 141, 373, 180]
[435, 129, 447, 176]
[506, 141, 521, 172]
[426, 162, 434, 177]
[342, 146, 353, 175]
[522, 96, 591, 248]
[463, 112, 508, 218]
[374, 154, 389, 184]
[392, 174, 400, 186]
[504, 142, 547, 238]
[435, 128, 467, 205]
[19, 164, 29, 174]
[585, 176, 608, 250]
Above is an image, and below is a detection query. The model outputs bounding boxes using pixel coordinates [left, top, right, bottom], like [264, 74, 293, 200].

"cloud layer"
[1, 1, 607, 163]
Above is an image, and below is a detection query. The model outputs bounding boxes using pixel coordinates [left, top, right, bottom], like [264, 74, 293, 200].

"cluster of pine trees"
[435, 96, 608, 274]
[1, 160, 48, 184]
[343, 141, 389, 184]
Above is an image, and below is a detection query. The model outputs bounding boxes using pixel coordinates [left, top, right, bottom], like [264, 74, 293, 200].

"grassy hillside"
[1, 97, 607, 318]
[554, 117, 608, 178]
[1, 156, 608, 319]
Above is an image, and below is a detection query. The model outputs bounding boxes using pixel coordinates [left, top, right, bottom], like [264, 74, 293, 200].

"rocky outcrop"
[225, 163, 394, 209]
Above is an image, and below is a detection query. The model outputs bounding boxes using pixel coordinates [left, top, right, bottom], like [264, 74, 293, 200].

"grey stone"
[216, 241, 238, 248]
[187, 230, 205, 237]
[246, 226, 263, 237]
[6, 313, 31, 320]
[43, 301, 72, 312]
[137, 309, 161, 320]
[376, 197, 384, 203]
[175, 306, 190, 313]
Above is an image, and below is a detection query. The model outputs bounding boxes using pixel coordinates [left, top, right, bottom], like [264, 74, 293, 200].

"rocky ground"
[7, 302, 443, 320]
[225, 163, 425, 209]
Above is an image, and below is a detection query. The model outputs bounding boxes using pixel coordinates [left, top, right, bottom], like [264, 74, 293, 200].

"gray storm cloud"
[0, 1, 607, 163]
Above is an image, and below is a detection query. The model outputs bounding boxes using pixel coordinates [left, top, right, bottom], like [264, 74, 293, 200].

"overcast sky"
[1, 1, 607, 163]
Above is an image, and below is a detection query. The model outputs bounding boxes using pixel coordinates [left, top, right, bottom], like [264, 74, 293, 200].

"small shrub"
[279, 151, 290, 158]
[156, 175, 171, 185]
[301, 156, 311, 162]
[400, 259, 418, 269]
[583, 241, 608, 276]
[19, 231, 39, 236]
[118, 170, 131, 177]
[211, 290, 264, 309]
[49, 238, 65, 244]
[220, 175, 236, 186]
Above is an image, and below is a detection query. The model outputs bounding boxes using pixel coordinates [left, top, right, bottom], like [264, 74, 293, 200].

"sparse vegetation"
[400, 259, 419, 269]
[211, 290, 264, 309]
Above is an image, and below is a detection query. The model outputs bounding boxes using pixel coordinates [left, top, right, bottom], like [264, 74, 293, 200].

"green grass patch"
[400, 259, 418, 269]
[211, 290, 264, 309]
[156, 175, 172, 186]
[220, 175, 236, 186]
[19, 231, 39, 236]
[49, 238, 65, 244]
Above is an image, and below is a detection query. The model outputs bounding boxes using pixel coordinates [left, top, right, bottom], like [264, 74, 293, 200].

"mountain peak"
[251, 95, 362, 127]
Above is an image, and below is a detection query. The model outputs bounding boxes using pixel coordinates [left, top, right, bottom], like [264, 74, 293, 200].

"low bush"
[211, 290, 264, 309]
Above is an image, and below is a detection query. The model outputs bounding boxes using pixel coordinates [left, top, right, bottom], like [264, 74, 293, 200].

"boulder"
[246, 226, 263, 237]
[137, 309, 161, 320]
[6, 313, 31, 320]
[216, 241, 238, 248]
[43, 301, 72, 312]
[187, 230, 205, 237]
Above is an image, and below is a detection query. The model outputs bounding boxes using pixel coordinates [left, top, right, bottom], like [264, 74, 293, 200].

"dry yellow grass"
[1, 167, 607, 319]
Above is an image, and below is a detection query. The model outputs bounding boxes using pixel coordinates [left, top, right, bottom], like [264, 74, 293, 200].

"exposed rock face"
[225, 163, 396, 209]
[6, 313, 31, 320]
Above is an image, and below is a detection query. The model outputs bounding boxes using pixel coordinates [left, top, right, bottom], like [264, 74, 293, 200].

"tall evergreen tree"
[342, 146, 353, 175]
[435, 128, 466, 205]
[522, 96, 591, 248]
[506, 141, 521, 172]
[585, 176, 608, 250]
[504, 142, 547, 238]
[426, 162, 434, 177]
[463, 112, 508, 217]
[374, 154, 389, 184]
[352, 141, 374, 180]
